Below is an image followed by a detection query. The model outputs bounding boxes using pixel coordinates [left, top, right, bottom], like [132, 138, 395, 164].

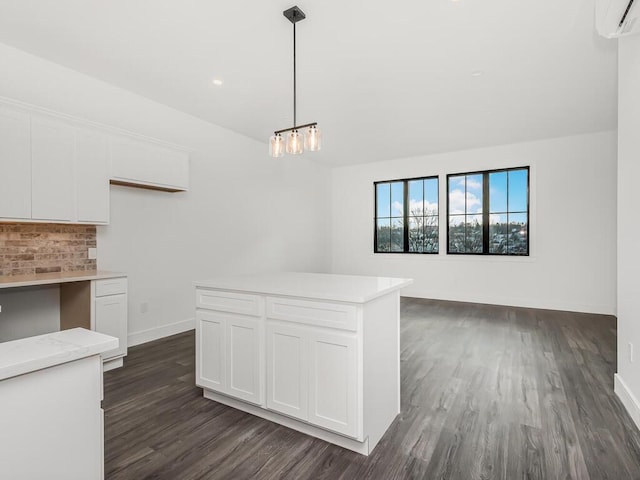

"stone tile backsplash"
[0, 223, 97, 276]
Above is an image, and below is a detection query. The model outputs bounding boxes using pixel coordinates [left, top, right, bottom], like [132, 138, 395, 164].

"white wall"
[0, 286, 59, 342]
[0, 43, 332, 345]
[616, 34, 640, 429]
[332, 132, 617, 315]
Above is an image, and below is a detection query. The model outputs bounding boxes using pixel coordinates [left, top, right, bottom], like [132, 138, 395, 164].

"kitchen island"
[0, 328, 117, 480]
[194, 272, 412, 455]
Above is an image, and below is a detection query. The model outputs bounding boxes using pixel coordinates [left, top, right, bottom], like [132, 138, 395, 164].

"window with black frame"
[374, 176, 439, 253]
[447, 167, 529, 255]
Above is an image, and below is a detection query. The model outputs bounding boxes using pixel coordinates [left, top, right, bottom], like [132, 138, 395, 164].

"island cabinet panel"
[266, 297, 358, 331]
[226, 315, 262, 404]
[197, 290, 262, 316]
[265, 319, 360, 438]
[308, 330, 360, 438]
[0, 106, 31, 219]
[196, 292, 264, 406]
[266, 321, 308, 421]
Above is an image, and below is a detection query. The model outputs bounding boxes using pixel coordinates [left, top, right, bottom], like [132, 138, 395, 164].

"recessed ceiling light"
[212, 78, 223, 86]
[471, 71, 484, 77]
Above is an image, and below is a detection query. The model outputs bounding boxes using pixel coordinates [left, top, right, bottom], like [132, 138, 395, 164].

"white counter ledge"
[0, 269, 126, 289]
[194, 272, 412, 303]
[0, 327, 118, 381]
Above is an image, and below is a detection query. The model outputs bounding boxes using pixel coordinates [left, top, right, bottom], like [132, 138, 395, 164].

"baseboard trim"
[128, 317, 195, 347]
[614, 374, 640, 430]
[401, 291, 615, 316]
[103, 357, 123, 372]
[202, 389, 371, 456]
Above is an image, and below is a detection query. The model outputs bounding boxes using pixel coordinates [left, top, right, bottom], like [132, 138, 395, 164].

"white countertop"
[0, 328, 118, 381]
[194, 272, 413, 303]
[0, 270, 126, 289]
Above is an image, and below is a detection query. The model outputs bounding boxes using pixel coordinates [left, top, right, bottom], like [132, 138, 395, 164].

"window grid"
[447, 166, 529, 256]
[374, 176, 439, 254]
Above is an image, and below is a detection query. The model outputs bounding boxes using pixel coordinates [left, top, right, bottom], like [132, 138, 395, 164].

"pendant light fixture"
[269, 5, 321, 157]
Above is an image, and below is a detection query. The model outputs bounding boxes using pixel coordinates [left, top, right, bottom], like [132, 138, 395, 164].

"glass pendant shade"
[305, 125, 321, 151]
[269, 134, 285, 157]
[286, 129, 304, 155]
[268, 7, 322, 157]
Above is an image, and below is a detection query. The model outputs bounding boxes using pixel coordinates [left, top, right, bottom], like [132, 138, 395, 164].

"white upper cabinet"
[110, 136, 189, 192]
[0, 107, 31, 219]
[31, 116, 75, 222]
[0, 97, 189, 224]
[75, 128, 109, 224]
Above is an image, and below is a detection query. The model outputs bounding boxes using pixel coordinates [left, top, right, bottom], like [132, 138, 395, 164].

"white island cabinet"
[0, 328, 117, 480]
[194, 272, 412, 455]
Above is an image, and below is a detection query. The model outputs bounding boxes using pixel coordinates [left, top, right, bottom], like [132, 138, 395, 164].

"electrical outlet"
[630, 342, 634, 363]
[88, 247, 97, 260]
[140, 302, 149, 314]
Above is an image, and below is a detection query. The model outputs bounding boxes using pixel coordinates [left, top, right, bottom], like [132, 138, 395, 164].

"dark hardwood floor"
[103, 298, 640, 479]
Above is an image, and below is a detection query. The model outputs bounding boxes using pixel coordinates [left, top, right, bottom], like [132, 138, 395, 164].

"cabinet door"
[196, 310, 226, 393]
[226, 315, 263, 405]
[31, 117, 74, 221]
[94, 294, 128, 360]
[0, 107, 31, 219]
[110, 136, 189, 191]
[76, 129, 109, 224]
[266, 321, 308, 421]
[308, 330, 359, 438]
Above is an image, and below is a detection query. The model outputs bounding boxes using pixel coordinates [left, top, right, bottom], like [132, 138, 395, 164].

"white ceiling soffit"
[0, 0, 617, 166]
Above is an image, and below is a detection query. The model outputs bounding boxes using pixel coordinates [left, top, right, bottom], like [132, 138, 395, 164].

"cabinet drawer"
[266, 297, 358, 332]
[196, 289, 262, 317]
[94, 278, 127, 297]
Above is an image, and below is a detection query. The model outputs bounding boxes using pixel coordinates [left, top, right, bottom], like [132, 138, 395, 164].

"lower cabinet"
[92, 277, 128, 368]
[266, 322, 308, 421]
[266, 321, 359, 438]
[58, 276, 128, 370]
[196, 310, 263, 405]
[307, 329, 359, 437]
[94, 294, 128, 361]
[195, 289, 363, 442]
[197, 311, 226, 392]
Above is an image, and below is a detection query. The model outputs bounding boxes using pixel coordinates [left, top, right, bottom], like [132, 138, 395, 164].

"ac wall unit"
[596, 0, 640, 38]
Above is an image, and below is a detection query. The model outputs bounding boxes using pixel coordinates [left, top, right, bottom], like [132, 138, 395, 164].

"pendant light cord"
[271, 7, 318, 139]
[293, 12, 297, 128]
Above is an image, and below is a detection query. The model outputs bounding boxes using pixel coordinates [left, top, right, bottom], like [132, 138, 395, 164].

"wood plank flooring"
[103, 298, 640, 479]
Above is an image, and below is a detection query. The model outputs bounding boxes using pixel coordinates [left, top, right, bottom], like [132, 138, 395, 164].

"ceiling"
[0, 0, 618, 166]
